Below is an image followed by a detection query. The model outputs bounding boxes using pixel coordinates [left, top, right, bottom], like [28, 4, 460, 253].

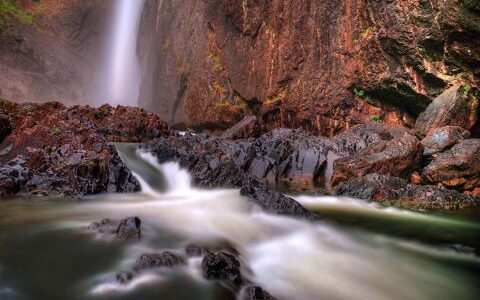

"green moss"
[460, 84, 471, 97]
[50, 125, 62, 136]
[353, 88, 366, 98]
[370, 114, 382, 122]
[0, 0, 35, 28]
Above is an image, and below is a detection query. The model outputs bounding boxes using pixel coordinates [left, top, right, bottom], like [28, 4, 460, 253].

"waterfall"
[101, 0, 145, 106]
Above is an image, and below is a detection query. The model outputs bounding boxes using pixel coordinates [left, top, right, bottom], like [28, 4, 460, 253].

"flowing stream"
[0, 144, 479, 300]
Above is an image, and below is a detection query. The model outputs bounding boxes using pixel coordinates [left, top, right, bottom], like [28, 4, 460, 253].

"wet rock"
[117, 217, 141, 241]
[185, 245, 207, 257]
[0, 157, 30, 197]
[415, 85, 479, 137]
[201, 252, 243, 286]
[240, 285, 276, 300]
[447, 244, 476, 255]
[421, 126, 470, 156]
[331, 124, 422, 186]
[134, 251, 185, 270]
[116, 272, 133, 284]
[88, 219, 116, 234]
[143, 133, 319, 219]
[422, 139, 480, 192]
[335, 173, 480, 210]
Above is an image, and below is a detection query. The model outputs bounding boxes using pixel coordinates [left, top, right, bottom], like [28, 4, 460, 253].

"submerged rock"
[116, 272, 133, 284]
[335, 173, 480, 210]
[422, 139, 480, 192]
[201, 252, 243, 286]
[415, 85, 479, 137]
[135, 251, 185, 270]
[117, 217, 141, 241]
[240, 285, 276, 300]
[421, 126, 470, 156]
[88, 219, 116, 234]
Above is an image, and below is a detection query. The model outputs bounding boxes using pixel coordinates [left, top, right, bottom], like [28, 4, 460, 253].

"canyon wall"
[138, 0, 480, 136]
[0, 0, 111, 105]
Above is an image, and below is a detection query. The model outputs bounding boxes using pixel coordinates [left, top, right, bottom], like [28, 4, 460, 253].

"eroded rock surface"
[117, 216, 142, 241]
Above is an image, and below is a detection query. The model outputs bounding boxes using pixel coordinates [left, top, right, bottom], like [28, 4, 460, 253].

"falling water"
[102, 0, 145, 106]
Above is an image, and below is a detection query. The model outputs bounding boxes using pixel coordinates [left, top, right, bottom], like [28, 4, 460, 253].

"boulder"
[421, 126, 470, 156]
[135, 251, 185, 270]
[0, 156, 30, 197]
[331, 124, 422, 186]
[415, 85, 479, 137]
[335, 173, 480, 210]
[240, 285, 276, 300]
[201, 252, 243, 286]
[422, 139, 480, 191]
[88, 219, 116, 234]
[116, 217, 141, 241]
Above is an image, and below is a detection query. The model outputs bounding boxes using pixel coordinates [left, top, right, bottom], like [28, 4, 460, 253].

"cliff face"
[138, 0, 480, 136]
[0, 0, 111, 105]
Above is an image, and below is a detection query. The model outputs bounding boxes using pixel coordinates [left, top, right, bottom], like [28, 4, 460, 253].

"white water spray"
[102, 0, 144, 106]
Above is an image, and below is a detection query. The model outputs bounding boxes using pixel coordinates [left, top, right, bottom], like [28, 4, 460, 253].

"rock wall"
[0, 0, 112, 105]
[138, 0, 480, 136]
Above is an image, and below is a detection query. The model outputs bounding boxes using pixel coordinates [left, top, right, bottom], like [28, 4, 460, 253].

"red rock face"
[138, 0, 480, 136]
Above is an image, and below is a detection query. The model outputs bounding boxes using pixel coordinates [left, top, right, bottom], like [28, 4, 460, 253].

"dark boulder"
[240, 285, 276, 300]
[134, 251, 185, 270]
[0, 156, 30, 197]
[421, 126, 470, 156]
[335, 173, 480, 210]
[331, 124, 422, 186]
[422, 139, 480, 191]
[88, 219, 116, 234]
[116, 272, 133, 284]
[415, 85, 479, 137]
[117, 217, 141, 241]
[201, 252, 243, 286]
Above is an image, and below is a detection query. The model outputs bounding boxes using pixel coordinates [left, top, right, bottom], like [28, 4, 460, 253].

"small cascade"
[101, 0, 145, 106]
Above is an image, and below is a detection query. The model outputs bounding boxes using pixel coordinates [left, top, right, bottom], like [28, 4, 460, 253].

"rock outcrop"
[138, 0, 480, 136]
[335, 173, 480, 210]
[142, 133, 319, 219]
[0, 100, 168, 198]
[135, 251, 185, 270]
[415, 85, 479, 137]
